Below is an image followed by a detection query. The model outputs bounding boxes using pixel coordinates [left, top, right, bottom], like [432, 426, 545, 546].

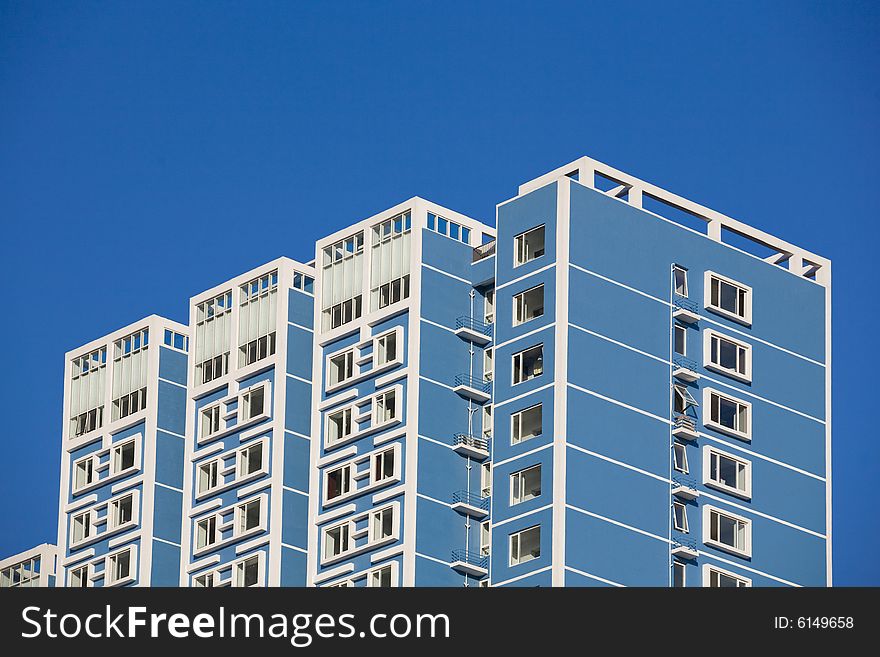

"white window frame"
[238, 440, 265, 478]
[484, 288, 495, 325]
[196, 459, 220, 495]
[512, 344, 544, 385]
[104, 545, 137, 587]
[70, 509, 93, 546]
[672, 501, 689, 533]
[319, 502, 400, 566]
[322, 561, 400, 588]
[325, 405, 355, 447]
[703, 387, 752, 441]
[367, 563, 396, 588]
[672, 442, 689, 474]
[512, 284, 545, 327]
[673, 265, 688, 297]
[510, 464, 542, 506]
[233, 553, 264, 588]
[480, 521, 491, 557]
[513, 225, 546, 267]
[672, 561, 686, 587]
[199, 402, 223, 441]
[71, 436, 143, 496]
[107, 492, 136, 532]
[483, 348, 493, 383]
[482, 404, 492, 439]
[674, 324, 687, 356]
[238, 381, 270, 424]
[702, 563, 752, 588]
[325, 463, 352, 502]
[192, 571, 216, 588]
[703, 329, 752, 383]
[372, 388, 399, 427]
[702, 446, 752, 499]
[192, 493, 269, 556]
[195, 515, 218, 550]
[481, 462, 491, 498]
[509, 525, 541, 566]
[702, 505, 752, 558]
[67, 563, 92, 588]
[704, 271, 752, 325]
[321, 443, 402, 507]
[327, 348, 355, 388]
[194, 438, 269, 500]
[71, 453, 98, 494]
[511, 403, 542, 445]
[323, 327, 404, 394]
[110, 438, 139, 476]
[374, 329, 399, 368]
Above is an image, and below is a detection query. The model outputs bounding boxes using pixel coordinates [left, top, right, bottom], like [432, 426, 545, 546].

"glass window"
[514, 226, 545, 266]
[511, 404, 542, 444]
[513, 285, 545, 326]
[512, 345, 543, 384]
[510, 465, 541, 505]
[509, 525, 541, 565]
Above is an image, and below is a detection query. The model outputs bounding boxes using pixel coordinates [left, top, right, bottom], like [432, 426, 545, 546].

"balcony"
[671, 476, 700, 500]
[671, 538, 699, 560]
[454, 316, 493, 345]
[672, 295, 700, 324]
[451, 549, 489, 577]
[452, 433, 490, 460]
[451, 490, 490, 519]
[672, 354, 700, 382]
[671, 413, 699, 441]
[453, 374, 492, 403]
[472, 240, 496, 263]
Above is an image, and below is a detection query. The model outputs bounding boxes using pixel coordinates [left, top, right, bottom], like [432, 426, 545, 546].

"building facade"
[34, 155, 829, 587]
[56, 315, 190, 587]
[0, 544, 57, 588]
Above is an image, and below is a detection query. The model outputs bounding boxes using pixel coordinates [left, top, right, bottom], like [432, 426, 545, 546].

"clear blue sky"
[1, 1, 877, 584]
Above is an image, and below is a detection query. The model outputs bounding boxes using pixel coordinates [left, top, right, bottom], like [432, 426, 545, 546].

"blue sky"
[1, 1, 877, 584]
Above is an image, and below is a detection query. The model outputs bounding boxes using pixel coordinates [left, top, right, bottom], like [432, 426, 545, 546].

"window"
[323, 233, 365, 331]
[326, 464, 351, 500]
[375, 331, 398, 367]
[510, 464, 541, 505]
[427, 212, 469, 244]
[326, 407, 354, 445]
[513, 285, 545, 326]
[706, 272, 751, 324]
[193, 572, 214, 588]
[238, 442, 263, 477]
[371, 213, 412, 311]
[235, 556, 260, 587]
[705, 565, 751, 588]
[369, 565, 393, 588]
[109, 493, 134, 528]
[1, 557, 43, 588]
[672, 443, 689, 474]
[705, 447, 752, 498]
[673, 266, 688, 297]
[195, 291, 233, 385]
[674, 325, 687, 356]
[237, 499, 262, 534]
[705, 330, 751, 381]
[481, 462, 491, 497]
[107, 548, 132, 585]
[163, 329, 188, 352]
[484, 289, 495, 324]
[111, 328, 149, 421]
[69, 565, 89, 588]
[374, 389, 397, 424]
[239, 384, 266, 422]
[373, 448, 395, 483]
[196, 516, 217, 549]
[483, 348, 493, 382]
[512, 344, 543, 384]
[111, 440, 136, 474]
[71, 511, 91, 544]
[672, 562, 686, 587]
[706, 389, 751, 439]
[514, 226, 545, 267]
[200, 403, 222, 439]
[197, 460, 219, 494]
[239, 271, 278, 367]
[73, 456, 95, 490]
[482, 405, 492, 439]
[371, 506, 394, 541]
[704, 506, 751, 557]
[673, 384, 698, 415]
[511, 404, 542, 444]
[324, 524, 350, 560]
[480, 521, 490, 557]
[329, 350, 354, 386]
[672, 501, 689, 533]
[292, 271, 315, 293]
[509, 525, 540, 566]
[69, 347, 106, 437]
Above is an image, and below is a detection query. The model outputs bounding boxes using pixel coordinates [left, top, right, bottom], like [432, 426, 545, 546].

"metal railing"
[451, 549, 489, 569]
[454, 374, 492, 394]
[672, 353, 699, 372]
[673, 294, 698, 313]
[452, 490, 490, 510]
[673, 413, 697, 431]
[452, 433, 489, 452]
[672, 537, 698, 551]
[472, 240, 496, 262]
[672, 475, 698, 490]
[455, 315, 493, 337]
